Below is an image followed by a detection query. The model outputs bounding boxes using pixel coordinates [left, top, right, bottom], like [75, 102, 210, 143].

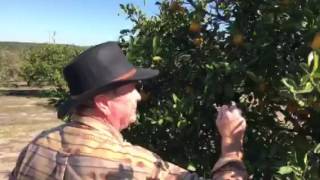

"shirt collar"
[70, 114, 123, 142]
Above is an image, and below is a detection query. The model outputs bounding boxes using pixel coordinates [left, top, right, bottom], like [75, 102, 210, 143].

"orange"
[232, 33, 244, 46]
[279, 0, 290, 6]
[258, 82, 268, 93]
[311, 32, 320, 49]
[169, 1, 184, 13]
[193, 37, 204, 47]
[189, 21, 201, 33]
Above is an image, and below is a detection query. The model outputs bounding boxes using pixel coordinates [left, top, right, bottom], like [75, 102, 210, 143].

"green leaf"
[313, 72, 320, 78]
[308, 51, 314, 67]
[152, 36, 160, 55]
[158, 118, 164, 125]
[282, 78, 298, 93]
[246, 71, 261, 83]
[297, 100, 306, 107]
[177, 119, 187, 128]
[314, 143, 320, 154]
[311, 51, 319, 75]
[300, 75, 310, 84]
[187, 163, 196, 171]
[303, 152, 309, 166]
[120, 29, 130, 34]
[278, 166, 293, 175]
[172, 93, 180, 104]
[152, 56, 162, 63]
[300, 63, 310, 74]
[295, 82, 313, 94]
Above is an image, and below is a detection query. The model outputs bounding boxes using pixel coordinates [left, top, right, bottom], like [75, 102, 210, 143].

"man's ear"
[94, 94, 111, 116]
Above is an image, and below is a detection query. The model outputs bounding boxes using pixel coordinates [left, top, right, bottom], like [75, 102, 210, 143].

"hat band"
[113, 68, 137, 81]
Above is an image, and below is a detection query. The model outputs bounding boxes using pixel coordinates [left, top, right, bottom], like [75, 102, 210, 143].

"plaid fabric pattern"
[10, 115, 246, 180]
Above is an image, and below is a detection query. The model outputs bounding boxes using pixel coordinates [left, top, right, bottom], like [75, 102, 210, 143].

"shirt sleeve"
[212, 157, 248, 180]
[153, 157, 247, 180]
[9, 145, 28, 180]
[151, 159, 200, 180]
[121, 142, 200, 179]
[123, 142, 248, 180]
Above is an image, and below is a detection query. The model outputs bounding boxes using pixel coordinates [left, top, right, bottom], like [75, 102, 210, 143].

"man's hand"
[216, 105, 246, 158]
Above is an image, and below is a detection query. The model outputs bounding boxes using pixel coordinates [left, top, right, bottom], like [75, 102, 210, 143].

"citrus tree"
[22, 44, 83, 103]
[20, 0, 320, 178]
[0, 49, 23, 85]
[118, 0, 320, 178]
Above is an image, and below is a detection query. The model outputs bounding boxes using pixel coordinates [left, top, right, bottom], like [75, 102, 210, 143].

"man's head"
[92, 83, 141, 131]
[58, 42, 158, 119]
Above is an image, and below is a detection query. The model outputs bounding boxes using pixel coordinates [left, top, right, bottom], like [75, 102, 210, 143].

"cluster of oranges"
[189, 21, 203, 48]
[170, 1, 247, 48]
[169, 1, 204, 47]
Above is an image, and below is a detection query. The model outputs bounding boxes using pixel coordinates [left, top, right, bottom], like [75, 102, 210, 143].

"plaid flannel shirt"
[10, 115, 247, 180]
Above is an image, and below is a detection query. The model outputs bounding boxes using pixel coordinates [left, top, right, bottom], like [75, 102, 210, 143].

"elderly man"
[10, 42, 247, 179]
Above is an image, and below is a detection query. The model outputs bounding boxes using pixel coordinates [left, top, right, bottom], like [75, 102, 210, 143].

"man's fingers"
[221, 109, 234, 123]
[230, 105, 242, 116]
[217, 104, 246, 123]
[241, 118, 247, 128]
[221, 105, 228, 111]
[216, 105, 228, 121]
[216, 108, 222, 122]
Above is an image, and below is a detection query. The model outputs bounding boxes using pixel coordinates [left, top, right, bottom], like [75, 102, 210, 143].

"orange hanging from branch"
[311, 32, 320, 49]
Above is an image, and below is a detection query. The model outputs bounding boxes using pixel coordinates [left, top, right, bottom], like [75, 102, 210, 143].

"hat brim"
[132, 67, 159, 81]
[57, 68, 159, 119]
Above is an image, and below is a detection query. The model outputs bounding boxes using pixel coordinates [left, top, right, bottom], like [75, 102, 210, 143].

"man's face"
[107, 83, 141, 130]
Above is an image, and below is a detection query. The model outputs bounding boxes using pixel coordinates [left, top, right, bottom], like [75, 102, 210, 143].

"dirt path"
[0, 95, 62, 179]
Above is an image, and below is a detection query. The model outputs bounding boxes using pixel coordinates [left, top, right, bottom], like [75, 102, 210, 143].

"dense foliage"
[0, 49, 21, 84]
[0, 42, 49, 85]
[20, 0, 320, 178]
[118, 0, 320, 178]
[0, 43, 26, 85]
[22, 44, 83, 103]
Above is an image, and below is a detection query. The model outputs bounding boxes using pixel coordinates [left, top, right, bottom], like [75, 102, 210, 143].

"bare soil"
[0, 95, 62, 179]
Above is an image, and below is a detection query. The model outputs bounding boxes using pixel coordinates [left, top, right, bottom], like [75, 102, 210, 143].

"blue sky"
[0, 0, 158, 46]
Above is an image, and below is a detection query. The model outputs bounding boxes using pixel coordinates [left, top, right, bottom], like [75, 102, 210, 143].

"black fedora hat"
[57, 41, 159, 119]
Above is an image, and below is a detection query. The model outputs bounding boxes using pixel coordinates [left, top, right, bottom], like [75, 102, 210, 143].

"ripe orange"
[232, 33, 244, 46]
[279, 0, 290, 6]
[258, 82, 268, 93]
[169, 1, 184, 14]
[189, 21, 201, 33]
[311, 32, 320, 49]
[193, 37, 204, 47]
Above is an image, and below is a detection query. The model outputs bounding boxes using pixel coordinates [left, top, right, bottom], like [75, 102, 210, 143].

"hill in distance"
[0, 41, 86, 51]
